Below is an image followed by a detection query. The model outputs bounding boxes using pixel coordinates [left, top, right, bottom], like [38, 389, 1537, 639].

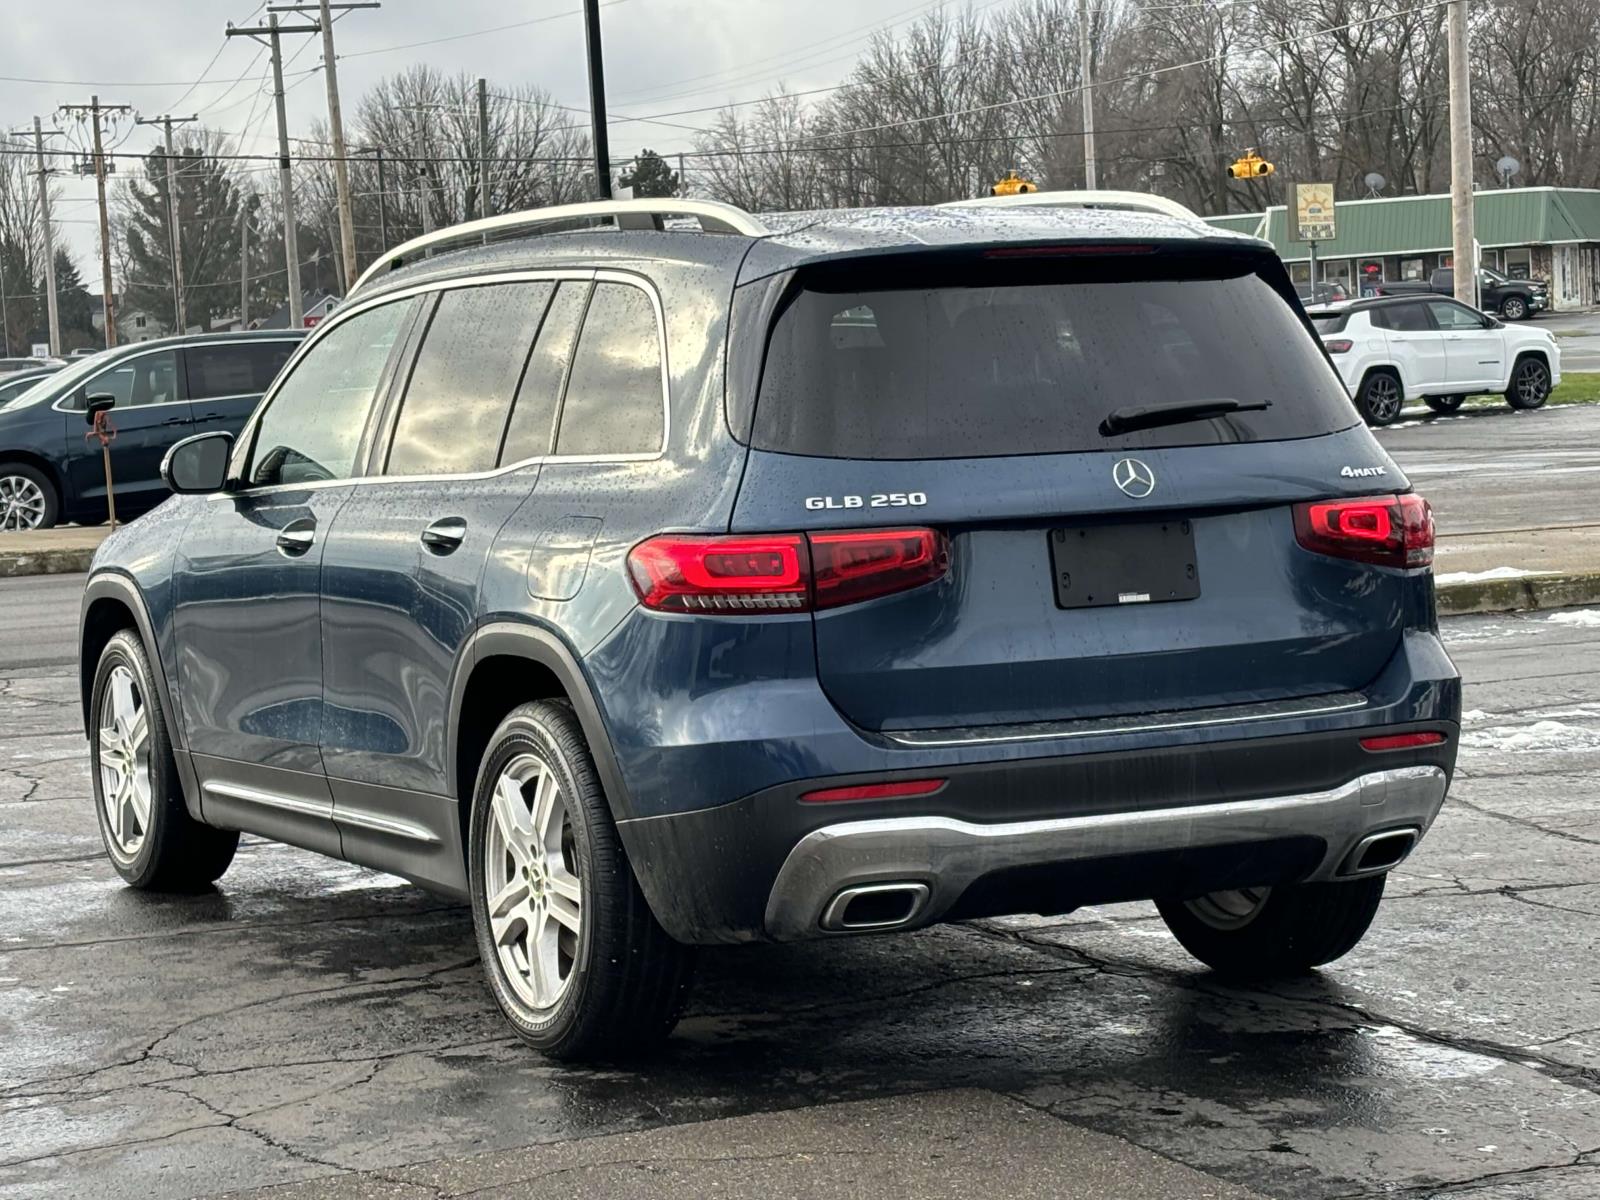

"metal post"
[0, 242, 10, 356]
[240, 213, 250, 328]
[375, 147, 389, 251]
[582, 0, 612, 199]
[1447, 0, 1475, 308]
[678, 151, 686, 197]
[1077, 0, 1097, 189]
[33, 119, 61, 356]
[1309, 240, 1319, 296]
[477, 76, 491, 219]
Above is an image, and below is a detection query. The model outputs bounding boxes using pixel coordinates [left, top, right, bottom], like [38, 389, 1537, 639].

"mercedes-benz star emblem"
[1112, 458, 1156, 499]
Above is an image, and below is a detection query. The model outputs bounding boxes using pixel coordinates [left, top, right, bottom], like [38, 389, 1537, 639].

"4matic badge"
[1340, 465, 1388, 479]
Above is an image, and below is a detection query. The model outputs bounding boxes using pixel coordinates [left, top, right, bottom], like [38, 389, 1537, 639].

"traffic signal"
[991, 170, 1038, 196]
[1226, 151, 1275, 179]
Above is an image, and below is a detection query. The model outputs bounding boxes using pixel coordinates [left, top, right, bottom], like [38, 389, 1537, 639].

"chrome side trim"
[879, 692, 1369, 748]
[203, 779, 332, 820]
[763, 766, 1448, 941]
[332, 806, 442, 845]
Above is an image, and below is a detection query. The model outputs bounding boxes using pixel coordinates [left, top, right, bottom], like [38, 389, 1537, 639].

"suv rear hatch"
[727, 243, 1417, 733]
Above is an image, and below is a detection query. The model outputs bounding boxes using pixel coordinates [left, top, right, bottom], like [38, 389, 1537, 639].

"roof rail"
[940, 189, 1200, 222]
[350, 198, 771, 294]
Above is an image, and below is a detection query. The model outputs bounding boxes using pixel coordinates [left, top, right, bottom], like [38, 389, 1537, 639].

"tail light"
[628, 528, 949, 613]
[1324, 338, 1354, 354]
[1293, 493, 1433, 569]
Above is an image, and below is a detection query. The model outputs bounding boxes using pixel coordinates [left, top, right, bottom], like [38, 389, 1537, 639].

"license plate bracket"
[1049, 521, 1201, 610]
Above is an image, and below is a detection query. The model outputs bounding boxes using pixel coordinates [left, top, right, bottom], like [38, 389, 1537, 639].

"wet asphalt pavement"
[4, 399, 1600, 1199]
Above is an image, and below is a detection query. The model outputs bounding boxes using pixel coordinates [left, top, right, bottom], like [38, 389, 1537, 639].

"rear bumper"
[763, 765, 1445, 940]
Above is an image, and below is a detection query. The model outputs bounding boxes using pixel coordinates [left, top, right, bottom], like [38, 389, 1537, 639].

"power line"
[337, 0, 633, 59]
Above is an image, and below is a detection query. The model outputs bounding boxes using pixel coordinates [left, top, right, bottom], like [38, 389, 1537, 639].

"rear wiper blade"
[1098, 398, 1269, 437]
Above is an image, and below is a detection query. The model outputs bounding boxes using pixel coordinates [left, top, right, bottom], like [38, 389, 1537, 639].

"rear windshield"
[1308, 313, 1348, 334]
[751, 261, 1357, 459]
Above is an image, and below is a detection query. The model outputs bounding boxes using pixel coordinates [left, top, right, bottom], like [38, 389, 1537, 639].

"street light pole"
[582, 0, 612, 199]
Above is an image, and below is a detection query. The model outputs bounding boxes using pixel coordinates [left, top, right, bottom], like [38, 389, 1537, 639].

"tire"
[1506, 355, 1552, 410]
[1423, 394, 1465, 414]
[467, 700, 694, 1060]
[1356, 370, 1404, 426]
[1156, 876, 1385, 977]
[0, 462, 60, 531]
[89, 629, 239, 890]
[1500, 296, 1528, 321]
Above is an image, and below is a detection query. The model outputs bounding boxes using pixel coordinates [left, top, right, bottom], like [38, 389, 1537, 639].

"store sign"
[30, 343, 49, 358]
[1293, 182, 1337, 242]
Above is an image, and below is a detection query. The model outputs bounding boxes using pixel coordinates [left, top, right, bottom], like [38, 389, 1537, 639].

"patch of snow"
[1461, 709, 1493, 722]
[1461, 720, 1600, 753]
[1434, 566, 1549, 585]
[1547, 609, 1600, 627]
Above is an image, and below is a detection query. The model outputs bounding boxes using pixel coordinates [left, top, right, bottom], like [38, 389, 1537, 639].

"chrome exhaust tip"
[819, 882, 931, 932]
[1339, 827, 1420, 878]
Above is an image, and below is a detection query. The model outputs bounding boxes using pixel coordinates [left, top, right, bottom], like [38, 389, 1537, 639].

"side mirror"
[85, 392, 116, 426]
[161, 431, 234, 494]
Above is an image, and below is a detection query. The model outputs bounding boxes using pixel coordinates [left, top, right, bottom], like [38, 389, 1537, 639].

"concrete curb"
[1436, 570, 1600, 616]
[0, 546, 98, 579]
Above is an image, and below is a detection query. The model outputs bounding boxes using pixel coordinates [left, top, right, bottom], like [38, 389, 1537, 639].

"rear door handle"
[163, 415, 191, 426]
[421, 517, 467, 553]
[276, 524, 316, 555]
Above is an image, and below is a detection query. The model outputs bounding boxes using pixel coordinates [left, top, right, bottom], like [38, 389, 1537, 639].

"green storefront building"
[1205, 187, 1600, 310]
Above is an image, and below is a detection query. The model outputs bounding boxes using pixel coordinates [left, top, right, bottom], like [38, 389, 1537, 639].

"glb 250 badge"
[804, 492, 928, 511]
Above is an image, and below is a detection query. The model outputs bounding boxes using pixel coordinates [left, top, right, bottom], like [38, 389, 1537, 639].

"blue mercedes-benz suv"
[78, 198, 1459, 1059]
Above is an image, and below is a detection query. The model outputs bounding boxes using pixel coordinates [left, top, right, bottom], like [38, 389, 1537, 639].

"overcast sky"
[5, 0, 985, 285]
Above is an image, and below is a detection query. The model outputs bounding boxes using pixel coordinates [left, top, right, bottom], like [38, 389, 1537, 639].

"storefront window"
[1321, 260, 1353, 288]
[1288, 261, 1311, 284]
[1400, 257, 1425, 280]
[1480, 249, 1501, 272]
[1503, 248, 1533, 278]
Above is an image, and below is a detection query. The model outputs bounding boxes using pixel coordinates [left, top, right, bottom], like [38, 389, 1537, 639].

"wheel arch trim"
[447, 620, 634, 822]
[80, 572, 184, 750]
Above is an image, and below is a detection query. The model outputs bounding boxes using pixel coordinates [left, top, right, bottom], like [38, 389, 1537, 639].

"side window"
[498, 282, 588, 465]
[384, 281, 553, 477]
[83, 350, 179, 409]
[1426, 300, 1486, 331]
[246, 300, 411, 487]
[186, 341, 298, 400]
[1376, 303, 1431, 333]
[553, 282, 664, 457]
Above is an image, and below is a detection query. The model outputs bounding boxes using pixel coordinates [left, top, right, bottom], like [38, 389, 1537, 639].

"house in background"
[255, 291, 340, 330]
[1205, 187, 1600, 310]
[89, 295, 168, 342]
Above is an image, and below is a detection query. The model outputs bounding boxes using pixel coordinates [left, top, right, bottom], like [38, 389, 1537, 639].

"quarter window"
[246, 300, 411, 487]
[498, 282, 588, 465]
[186, 341, 298, 400]
[553, 283, 664, 457]
[385, 282, 554, 477]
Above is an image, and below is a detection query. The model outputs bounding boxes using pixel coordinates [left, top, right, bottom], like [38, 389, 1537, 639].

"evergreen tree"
[619, 149, 680, 198]
[49, 251, 96, 352]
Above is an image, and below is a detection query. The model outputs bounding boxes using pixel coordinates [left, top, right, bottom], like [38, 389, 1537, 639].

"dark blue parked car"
[0, 330, 302, 529]
[78, 199, 1459, 1059]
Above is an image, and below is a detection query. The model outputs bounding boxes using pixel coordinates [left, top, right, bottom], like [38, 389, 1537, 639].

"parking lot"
[2, 402, 1599, 1199]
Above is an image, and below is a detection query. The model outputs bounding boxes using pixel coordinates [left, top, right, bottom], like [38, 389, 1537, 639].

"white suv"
[1310, 296, 1561, 426]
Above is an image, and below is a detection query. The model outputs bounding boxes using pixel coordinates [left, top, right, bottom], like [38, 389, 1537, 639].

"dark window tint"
[1372, 302, 1432, 332]
[1308, 313, 1348, 334]
[752, 267, 1356, 459]
[386, 282, 553, 476]
[186, 341, 297, 400]
[247, 300, 411, 487]
[499, 282, 587, 465]
[83, 350, 180, 410]
[554, 283, 663, 457]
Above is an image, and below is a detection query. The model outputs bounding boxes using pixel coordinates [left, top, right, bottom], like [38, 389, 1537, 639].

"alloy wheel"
[1185, 886, 1271, 931]
[0, 474, 46, 531]
[97, 665, 153, 859]
[1503, 298, 1526, 320]
[1366, 376, 1401, 423]
[1516, 361, 1549, 406]
[484, 753, 583, 1012]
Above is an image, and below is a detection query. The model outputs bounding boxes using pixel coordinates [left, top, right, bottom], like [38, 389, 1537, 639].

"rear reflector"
[628, 528, 949, 613]
[1361, 732, 1447, 752]
[801, 778, 946, 803]
[1293, 493, 1433, 569]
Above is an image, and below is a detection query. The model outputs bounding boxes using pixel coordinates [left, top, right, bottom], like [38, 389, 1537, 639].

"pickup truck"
[1375, 267, 1548, 320]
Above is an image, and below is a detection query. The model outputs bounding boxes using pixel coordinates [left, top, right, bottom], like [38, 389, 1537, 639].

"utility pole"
[1446, 0, 1475, 308]
[374, 147, 389, 250]
[60, 96, 131, 348]
[10, 120, 63, 354]
[229, 14, 317, 328]
[268, 3, 378, 290]
[240, 214, 251, 328]
[582, 0, 612, 199]
[1077, 0, 1097, 189]
[477, 77, 491, 219]
[134, 113, 198, 334]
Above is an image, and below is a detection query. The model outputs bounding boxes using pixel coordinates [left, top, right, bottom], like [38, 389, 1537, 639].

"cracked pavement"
[1, 574, 1598, 1198]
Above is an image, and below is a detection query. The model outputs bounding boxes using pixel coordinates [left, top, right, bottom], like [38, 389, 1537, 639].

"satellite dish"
[1496, 155, 1521, 181]
[1363, 172, 1386, 197]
